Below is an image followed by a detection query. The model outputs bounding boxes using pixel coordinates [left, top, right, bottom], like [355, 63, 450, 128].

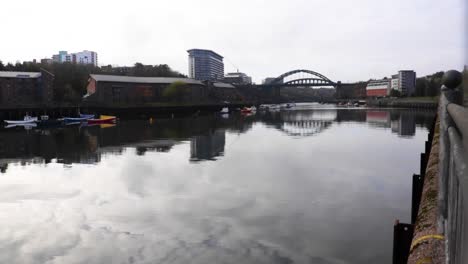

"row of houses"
[0, 71, 242, 108]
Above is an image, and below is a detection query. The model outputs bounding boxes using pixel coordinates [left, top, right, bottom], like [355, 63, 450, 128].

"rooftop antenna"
[224, 55, 239, 73]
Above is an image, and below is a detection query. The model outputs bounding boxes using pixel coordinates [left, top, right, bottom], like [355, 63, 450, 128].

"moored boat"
[240, 107, 253, 114]
[5, 123, 37, 129]
[63, 114, 95, 123]
[87, 115, 117, 124]
[4, 115, 38, 125]
[80, 114, 95, 119]
[220, 107, 229, 114]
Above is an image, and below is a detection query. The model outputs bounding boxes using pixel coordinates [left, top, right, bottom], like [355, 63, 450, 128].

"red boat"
[87, 115, 117, 124]
[240, 107, 253, 114]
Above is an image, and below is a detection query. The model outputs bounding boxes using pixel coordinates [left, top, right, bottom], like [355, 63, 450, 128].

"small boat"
[268, 104, 281, 111]
[240, 107, 253, 114]
[63, 114, 95, 123]
[87, 115, 117, 124]
[80, 114, 95, 119]
[220, 107, 229, 114]
[63, 117, 87, 122]
[4, 115, 38, 125]
[5, 123, 37, 129]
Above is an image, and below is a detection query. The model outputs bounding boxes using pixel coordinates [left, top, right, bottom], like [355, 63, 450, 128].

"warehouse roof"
[0, 71, 41, 78]
[90, 74, 204, 85]
[213, 82, 235, 88]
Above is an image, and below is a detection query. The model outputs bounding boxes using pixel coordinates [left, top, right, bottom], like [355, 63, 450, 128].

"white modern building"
[52, 50, 98, 66]
[391, 74, 399, 91]
[74, 50, 98, 65]
[223, 72, 252, 84]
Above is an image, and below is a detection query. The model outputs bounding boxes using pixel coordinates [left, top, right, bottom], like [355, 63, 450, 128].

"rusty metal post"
[393, 221, 414, 264]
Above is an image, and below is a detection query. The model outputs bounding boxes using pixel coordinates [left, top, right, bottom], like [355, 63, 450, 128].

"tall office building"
[397, 70, 416, 95]
[187, 49, 224, 81]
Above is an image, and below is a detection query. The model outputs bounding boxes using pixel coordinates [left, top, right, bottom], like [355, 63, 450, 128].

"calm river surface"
[0, 104, 436, 264]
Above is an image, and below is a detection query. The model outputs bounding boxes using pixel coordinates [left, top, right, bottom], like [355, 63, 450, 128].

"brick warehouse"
[0, 69, 54, 107]
[84, 74, 211, 107]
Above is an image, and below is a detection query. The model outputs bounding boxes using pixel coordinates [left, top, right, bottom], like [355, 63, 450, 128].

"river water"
[0, 104, 436, 264]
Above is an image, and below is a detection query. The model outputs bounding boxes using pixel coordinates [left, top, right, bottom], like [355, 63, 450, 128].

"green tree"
[163, 81, 189, 102]
[390, 89, 401, 97]
[415, 78, 427, 96]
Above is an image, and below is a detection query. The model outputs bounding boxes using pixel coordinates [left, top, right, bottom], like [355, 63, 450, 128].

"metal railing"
[438, 70, 468, 264]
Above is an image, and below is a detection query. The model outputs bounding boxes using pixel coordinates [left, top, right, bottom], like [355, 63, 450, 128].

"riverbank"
[367, 97, 438, 109]
[407, 118, 445, 263]
[0, 102, 254, 121]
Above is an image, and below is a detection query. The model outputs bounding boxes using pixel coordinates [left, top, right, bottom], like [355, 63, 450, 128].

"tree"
[163, 81, 189, 102]
[415, 78, 427, 96]
[0, 60, 4, 71]
[390, 89, 401, 97]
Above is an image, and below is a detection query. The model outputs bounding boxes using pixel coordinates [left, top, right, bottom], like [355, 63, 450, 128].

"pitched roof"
[90, 74, 204, 85]
[0, 71, 41, 78]
[213, 82, 235, 88]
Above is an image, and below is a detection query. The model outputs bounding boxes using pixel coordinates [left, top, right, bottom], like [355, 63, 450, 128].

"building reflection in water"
[190, 130, 226, 161]
[0, 106, 436, 172]
[258, 110, 335, 137]
[365, 109, 425, 137]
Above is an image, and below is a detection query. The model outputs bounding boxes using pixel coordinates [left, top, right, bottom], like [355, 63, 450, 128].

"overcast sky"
[0, 0, 466, 83]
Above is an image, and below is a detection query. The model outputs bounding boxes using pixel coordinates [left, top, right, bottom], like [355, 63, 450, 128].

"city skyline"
[0, 0, 465, 83]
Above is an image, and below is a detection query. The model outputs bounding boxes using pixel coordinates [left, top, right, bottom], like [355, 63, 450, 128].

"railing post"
[438, 70, 463, 234]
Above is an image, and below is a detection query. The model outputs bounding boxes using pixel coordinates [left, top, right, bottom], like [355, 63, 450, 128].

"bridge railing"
[438, 70, 468, 264]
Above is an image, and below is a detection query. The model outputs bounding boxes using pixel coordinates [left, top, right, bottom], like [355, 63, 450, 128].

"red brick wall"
[87, 78, 96, 95]
[366, 89, 387, 97]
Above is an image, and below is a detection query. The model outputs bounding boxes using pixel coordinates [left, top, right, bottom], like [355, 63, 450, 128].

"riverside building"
[366, 79, 390, 97]
[187, 49, 224, 81]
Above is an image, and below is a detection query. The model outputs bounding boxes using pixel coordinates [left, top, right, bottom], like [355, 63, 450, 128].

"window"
[112, 86, 122, 103]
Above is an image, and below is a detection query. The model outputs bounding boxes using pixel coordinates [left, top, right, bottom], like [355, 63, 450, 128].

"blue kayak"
[63, 114, 95, 123]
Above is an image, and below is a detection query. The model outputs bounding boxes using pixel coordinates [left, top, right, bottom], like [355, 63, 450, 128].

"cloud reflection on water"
[0, 106, 435, 263]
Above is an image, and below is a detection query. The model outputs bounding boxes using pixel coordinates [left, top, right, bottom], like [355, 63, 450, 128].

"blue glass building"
[187, 49, 224, 81]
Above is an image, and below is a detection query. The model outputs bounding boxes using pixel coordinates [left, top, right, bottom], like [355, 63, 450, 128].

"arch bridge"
[267, 69, 337, 87]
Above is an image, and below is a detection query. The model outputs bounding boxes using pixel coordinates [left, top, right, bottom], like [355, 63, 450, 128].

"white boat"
[220, 107, 229, 114]
[268, 104, 281, 111]
[283, 103, 296, 109]
[5, 123, 37, 129]
[4, 116, 38, 125]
